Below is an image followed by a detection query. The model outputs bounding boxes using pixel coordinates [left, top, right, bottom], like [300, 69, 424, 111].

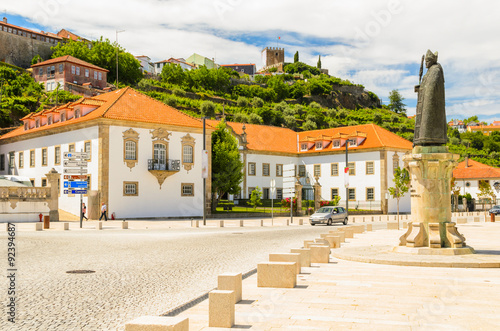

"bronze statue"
[413, 50, 447, 146]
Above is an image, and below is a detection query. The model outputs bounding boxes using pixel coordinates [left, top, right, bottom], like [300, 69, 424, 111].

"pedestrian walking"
[82, 202, 88, 221]
[99, 202, 108, 221]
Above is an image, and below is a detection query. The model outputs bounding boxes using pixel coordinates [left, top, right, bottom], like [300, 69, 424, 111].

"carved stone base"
[148, 170, 177, 189]
[398, 221, 467, 249]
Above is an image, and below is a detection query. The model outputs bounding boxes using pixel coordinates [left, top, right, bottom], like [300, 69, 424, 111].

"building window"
[181, 133, 195, 172]
[276, 188, 283, 200]
[48, 116, 52, 125]
[263, 163, 270, 176]
[18, 152, 24, 169]
[94, 71, 98, 79]
[366, 161, 374, 175]
[68, 144, 75, 153]
[300, 143, 308, 151]
[348, 188, 356, 201]
[276, 164, 283, 177]
[366, 187, 375, 201]
[76, 67, 80, 75]
[315, 141, 323, 150]
[125, 141, 136, 160]
[60, 112, 66, 122]
[348, 138, 357, 147]
[299, 164, 306, 177]
[248, 187, 256, 198]
[71, 65, 75, 74]
[123, 182, 138, 196]
[98, 72, 102, 80]
[83, 141, 91, 161]
[58, 64, 63, 73]
[30, 150, 35, 167]
[248, 162, 256, 176]
[8, 152, 14, 174]
[183, 145, 193, 163]
[393, 152, 400, 174]
[54, 146, 61, 165]
[85, 68, 89, 77]
[263, 188, 270, 199]
[42, 148, 48, 166]
[24, 122, 28, 131]
[331, 188, 339, 200]
[348, 162, 355, 175]
[314, 164, 321, 177]
[331, 163, 339, 176]
[30, 178, 35, 186]
[35, 119, 40, 128]
[41, 178, 47, 187]
[153, 142, 167, 167]
[39, 68, 43, 76]
[75, 109, 81, 118]
[181, 183, 194, 196]
[49, 66, 55, 77]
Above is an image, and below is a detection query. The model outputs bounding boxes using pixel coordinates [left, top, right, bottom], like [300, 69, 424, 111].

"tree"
[200, 101, 216, 118]
[160, 63, 185, 86]
[388, 167, 410, 229]
[249, 186, 263, 209]
[478, 180, 497, 203]
[294, 51, 299, 63]
[211, 121, 245, 211]
[388, 89, 406, 114]
[317, 55, 322, 69]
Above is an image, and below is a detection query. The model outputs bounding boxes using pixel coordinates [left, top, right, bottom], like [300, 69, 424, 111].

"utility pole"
[115, 30, 125, 86]
[203, 117, 207, 225]
[345, 141, 349, 220]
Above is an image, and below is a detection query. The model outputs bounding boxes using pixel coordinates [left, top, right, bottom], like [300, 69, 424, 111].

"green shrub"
[233, 112, 250, 123]
[249, 113, 263, 124]
[302, 119, 317, 130]
[348, 120, 359, 126]
[284, 115, 297, 130]
[237, 96, 250, 108]
[172, 87, 186, 97]
[337, 109, 347, 119]
[252, 97, 264, 108]
[164, 96, 177, 107]
[326, 108, 337, 118]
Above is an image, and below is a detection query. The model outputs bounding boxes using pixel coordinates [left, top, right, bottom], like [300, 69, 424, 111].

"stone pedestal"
[400, 147, 469, 251]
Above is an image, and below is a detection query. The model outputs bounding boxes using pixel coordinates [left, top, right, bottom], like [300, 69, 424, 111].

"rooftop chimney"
[465, 155, 469, 168]
[3, 17, 7, 24]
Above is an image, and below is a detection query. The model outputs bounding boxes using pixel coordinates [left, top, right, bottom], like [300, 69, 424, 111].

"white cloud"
[3, 0, 500, 122]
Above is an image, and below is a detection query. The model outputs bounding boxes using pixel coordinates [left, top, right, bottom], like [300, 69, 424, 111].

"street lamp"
[115, 30, 125, 86]
[344, 139, 349, 220]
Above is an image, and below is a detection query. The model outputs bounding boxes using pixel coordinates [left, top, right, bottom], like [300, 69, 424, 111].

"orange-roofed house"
[453, 158, 500, 204]
[31, 55, 110, 97]
[466, 124, 500, 136]
[208, 120, 412, 214]
[0, 87, 212, 220]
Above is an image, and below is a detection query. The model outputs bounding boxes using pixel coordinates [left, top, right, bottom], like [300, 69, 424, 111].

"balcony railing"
[147, 159, 181, 171]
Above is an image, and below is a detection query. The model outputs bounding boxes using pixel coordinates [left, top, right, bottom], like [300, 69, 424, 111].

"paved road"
[0, 220, 339, 330]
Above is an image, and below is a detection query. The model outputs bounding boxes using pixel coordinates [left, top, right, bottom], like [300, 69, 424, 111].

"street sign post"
[283, 164, 296, 223]
[63, 150, 89, 229]
[64, 152, 90, 160]
[64, 181, 88, 189]
[63, 168, 88, 174]
[64, 175, 88, 180]
[64, 160, 88, 167]
[270, 179, 276, 222]
[64, 189, 88, 195]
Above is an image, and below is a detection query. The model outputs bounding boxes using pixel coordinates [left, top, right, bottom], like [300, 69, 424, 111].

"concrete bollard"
[371, 216, 375, 222]
[353, 225, 364, 234]
[239, 220, 244, 227]
[403, 222, 408, 229]
[218, 220, 224, 227]
[290, 248, 311, 268]
[35, 223, 43, 231]
[257, 262, 297, 288]
[62, 222, 69, 231]
[285, 219, 290, 226]
[332, 230, 345, 243]
[218, 273, 242, 304]
[209, 290, 235, 328]
[325, 235, 341, 248]
[191, 219, 199, 228]
[121, 221, 128, 229]
[303, 240, 315, 248]
[299, 219, 304, 225]
[269, 253, 302, 274]
[352, 217, 356, 223]
[97, 222, 103, 230]
[474, 216, 480, 223]
[366, 224, 373, 231]
[260, 219, 264, 227]
[309, 245, 330, 263]
[343, 227, 354, 238]
[125, 316, 189, 331]
[457, 217, 467, 224]
[314, 238, 330, 246]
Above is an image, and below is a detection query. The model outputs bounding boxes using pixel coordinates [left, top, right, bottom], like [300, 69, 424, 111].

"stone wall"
[0, 30, 54, 68]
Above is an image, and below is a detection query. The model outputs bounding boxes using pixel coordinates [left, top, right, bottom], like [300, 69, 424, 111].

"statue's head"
[425, 50, 438, 68]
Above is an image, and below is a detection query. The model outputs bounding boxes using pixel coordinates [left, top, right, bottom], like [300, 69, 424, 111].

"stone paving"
[0, 217, 338, 330]
[176, 221, 500, 330]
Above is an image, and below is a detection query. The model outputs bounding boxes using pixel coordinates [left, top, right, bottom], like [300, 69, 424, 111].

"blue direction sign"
[64, 189, 87, 194]
[63, 181, 88, 189]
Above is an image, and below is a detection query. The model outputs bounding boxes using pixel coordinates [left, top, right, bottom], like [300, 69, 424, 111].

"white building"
[0, 87, 211, 219]
[209, 121, 413, 214]
[453, 158, 500, 202]
[154, 58, 195, 75]
[135, 55, 155, 75]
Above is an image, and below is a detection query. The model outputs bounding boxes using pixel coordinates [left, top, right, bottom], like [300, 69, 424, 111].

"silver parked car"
[309, 206, 348, 226]
[489, 205, 500, 215]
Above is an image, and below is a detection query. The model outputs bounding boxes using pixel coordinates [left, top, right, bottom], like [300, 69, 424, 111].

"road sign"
[270, 179, 276, 197]
[64, 181, 88, 189]
[64, 152, 89, 160]
[64, 160, 88, 167]
[64, 189, 87, 194]
[64, 175, 88, 180]
[283, 164, 296, 198]
[63, 168, 87, 174]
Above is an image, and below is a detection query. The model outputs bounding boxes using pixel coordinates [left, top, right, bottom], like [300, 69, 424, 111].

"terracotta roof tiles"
[453, 159, 500, 179]
[31, 55, 109, 72]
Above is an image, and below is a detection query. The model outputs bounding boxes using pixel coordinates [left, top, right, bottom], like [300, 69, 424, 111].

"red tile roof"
[0, 87, 203, 140]
[0, 20, 62, 40]
[220, 64, 256, 67]
[31, 55, 109, 72]
[206, 121, 412, 154]
[453, 159, 500, 179]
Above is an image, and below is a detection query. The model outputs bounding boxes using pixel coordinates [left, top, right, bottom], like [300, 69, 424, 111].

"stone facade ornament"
[181, 133, 196, 172]
[123, 128, 139, 171]
[150, 128, 171, 141]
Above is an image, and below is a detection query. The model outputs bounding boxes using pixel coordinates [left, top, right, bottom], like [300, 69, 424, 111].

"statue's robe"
[414, 63, 447, 146]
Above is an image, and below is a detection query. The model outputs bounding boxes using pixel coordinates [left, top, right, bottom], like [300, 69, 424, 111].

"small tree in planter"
[281, 198, 297, 213]
[388, 167, 410, 230]
[249, 187, 263, 210]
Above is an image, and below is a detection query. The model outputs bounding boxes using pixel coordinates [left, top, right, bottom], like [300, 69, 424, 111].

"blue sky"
[2, 0, 499, 123]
